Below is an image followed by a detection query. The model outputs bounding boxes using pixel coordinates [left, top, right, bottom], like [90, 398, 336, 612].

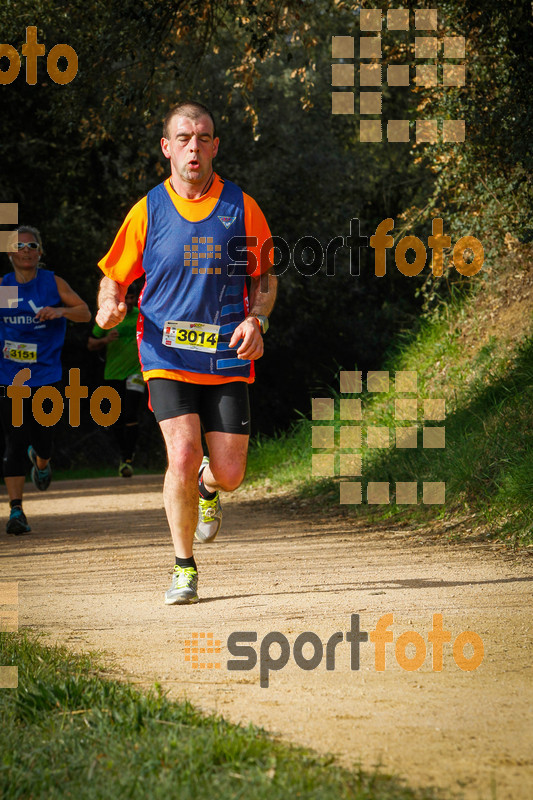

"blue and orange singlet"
[98, 174, 272, 385]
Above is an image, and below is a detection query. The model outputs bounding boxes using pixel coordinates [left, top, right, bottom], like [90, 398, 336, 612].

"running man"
[95, 101, 277, 604]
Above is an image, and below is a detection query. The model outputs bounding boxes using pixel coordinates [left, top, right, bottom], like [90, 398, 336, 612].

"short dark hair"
[162, 101, 216, 140]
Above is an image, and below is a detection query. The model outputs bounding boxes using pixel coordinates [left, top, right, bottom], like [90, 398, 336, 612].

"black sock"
[175, 556, 197, 571]
[198, 471, 217, 500]
[10, 499, 22, 509]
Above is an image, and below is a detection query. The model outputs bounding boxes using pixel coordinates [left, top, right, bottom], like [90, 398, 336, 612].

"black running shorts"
[147, 379, 250, 434]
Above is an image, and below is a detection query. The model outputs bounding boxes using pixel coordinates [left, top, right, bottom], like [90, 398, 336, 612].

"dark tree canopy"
[1, 0, 529, 432]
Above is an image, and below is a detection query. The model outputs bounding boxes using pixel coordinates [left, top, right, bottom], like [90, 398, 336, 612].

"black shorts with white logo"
[147, 378, 250, 434]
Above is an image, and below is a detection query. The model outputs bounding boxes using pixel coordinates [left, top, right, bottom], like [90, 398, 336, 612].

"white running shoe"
[194, 457, 222, 543]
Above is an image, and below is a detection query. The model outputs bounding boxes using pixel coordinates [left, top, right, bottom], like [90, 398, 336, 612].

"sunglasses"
[17, 241, 40, 251]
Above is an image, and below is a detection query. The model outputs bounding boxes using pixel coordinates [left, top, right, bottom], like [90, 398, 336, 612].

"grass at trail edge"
[0, 632, 449, 800]
[246, 305, 533, 548]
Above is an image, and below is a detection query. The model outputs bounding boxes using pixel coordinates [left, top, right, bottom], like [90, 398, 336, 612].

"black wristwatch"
[248, 314, 269, 334]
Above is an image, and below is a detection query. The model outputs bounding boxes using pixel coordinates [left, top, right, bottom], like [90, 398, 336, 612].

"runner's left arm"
[229, 268, 278, 360]
[248, 268, 278, 318]
[229, 194, 278, 361]
[35, 276, 91, 322]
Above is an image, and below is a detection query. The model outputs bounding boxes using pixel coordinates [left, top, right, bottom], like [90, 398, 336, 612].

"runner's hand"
[35, 306, 65, 321]
[96, 299, 127, 329]
[229, 317, 264, 360]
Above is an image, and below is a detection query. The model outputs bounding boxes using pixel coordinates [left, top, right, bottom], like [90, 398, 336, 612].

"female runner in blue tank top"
[0, 226, 90, 535]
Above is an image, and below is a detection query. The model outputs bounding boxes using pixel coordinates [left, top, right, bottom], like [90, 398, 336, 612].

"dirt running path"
[2, 476, 532, 799]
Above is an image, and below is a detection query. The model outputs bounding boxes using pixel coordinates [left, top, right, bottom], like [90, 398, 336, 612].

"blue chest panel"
[0, 269, 66, 386]
[139, 180, 251, 377]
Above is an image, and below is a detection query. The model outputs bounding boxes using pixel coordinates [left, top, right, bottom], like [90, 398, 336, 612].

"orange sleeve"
[98, 197, 148, 285]
[243, 193, 273, 277]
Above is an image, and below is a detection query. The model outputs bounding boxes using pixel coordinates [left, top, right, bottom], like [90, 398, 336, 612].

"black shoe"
[6, 507, 31, 535]
[28, 446, 52, 491]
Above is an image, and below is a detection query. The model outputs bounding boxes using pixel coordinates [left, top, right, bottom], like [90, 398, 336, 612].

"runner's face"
[161, 114, 219, 187]
[11, 232, 41, 274]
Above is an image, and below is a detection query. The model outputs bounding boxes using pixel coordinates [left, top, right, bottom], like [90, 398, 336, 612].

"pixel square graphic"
[331, 7, 465, 143]
[312, 370, 446, 506]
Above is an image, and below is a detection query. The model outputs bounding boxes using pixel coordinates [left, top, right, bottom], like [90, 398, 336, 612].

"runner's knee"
[210, 461, 246, 492]
[166, 441, 203, 478]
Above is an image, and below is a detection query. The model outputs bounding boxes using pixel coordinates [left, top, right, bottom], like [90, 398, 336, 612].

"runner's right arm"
[96, 277, 128, 329]
[96, 198, 147, 329]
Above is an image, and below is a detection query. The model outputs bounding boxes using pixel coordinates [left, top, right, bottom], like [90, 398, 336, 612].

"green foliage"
[0, 0, 528, 436]
[0, 0, 433, 433]
[402, 0, 532, 254]
[0, 1, 304, 298]
[364, 328, 533, 546]
[246, 276, 533, 546]
[246, 418, 310, 487]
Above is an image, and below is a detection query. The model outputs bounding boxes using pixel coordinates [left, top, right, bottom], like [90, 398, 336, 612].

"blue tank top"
[0, 269, 67, 386]
[138, 179, 251, 379]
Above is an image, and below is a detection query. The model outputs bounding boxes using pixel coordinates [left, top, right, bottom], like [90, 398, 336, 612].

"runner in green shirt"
[88, 285, 146, 476]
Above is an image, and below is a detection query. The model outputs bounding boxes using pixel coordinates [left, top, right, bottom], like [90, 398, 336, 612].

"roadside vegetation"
[246, 252, 533, 548]
[0, 632, 445, 800]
